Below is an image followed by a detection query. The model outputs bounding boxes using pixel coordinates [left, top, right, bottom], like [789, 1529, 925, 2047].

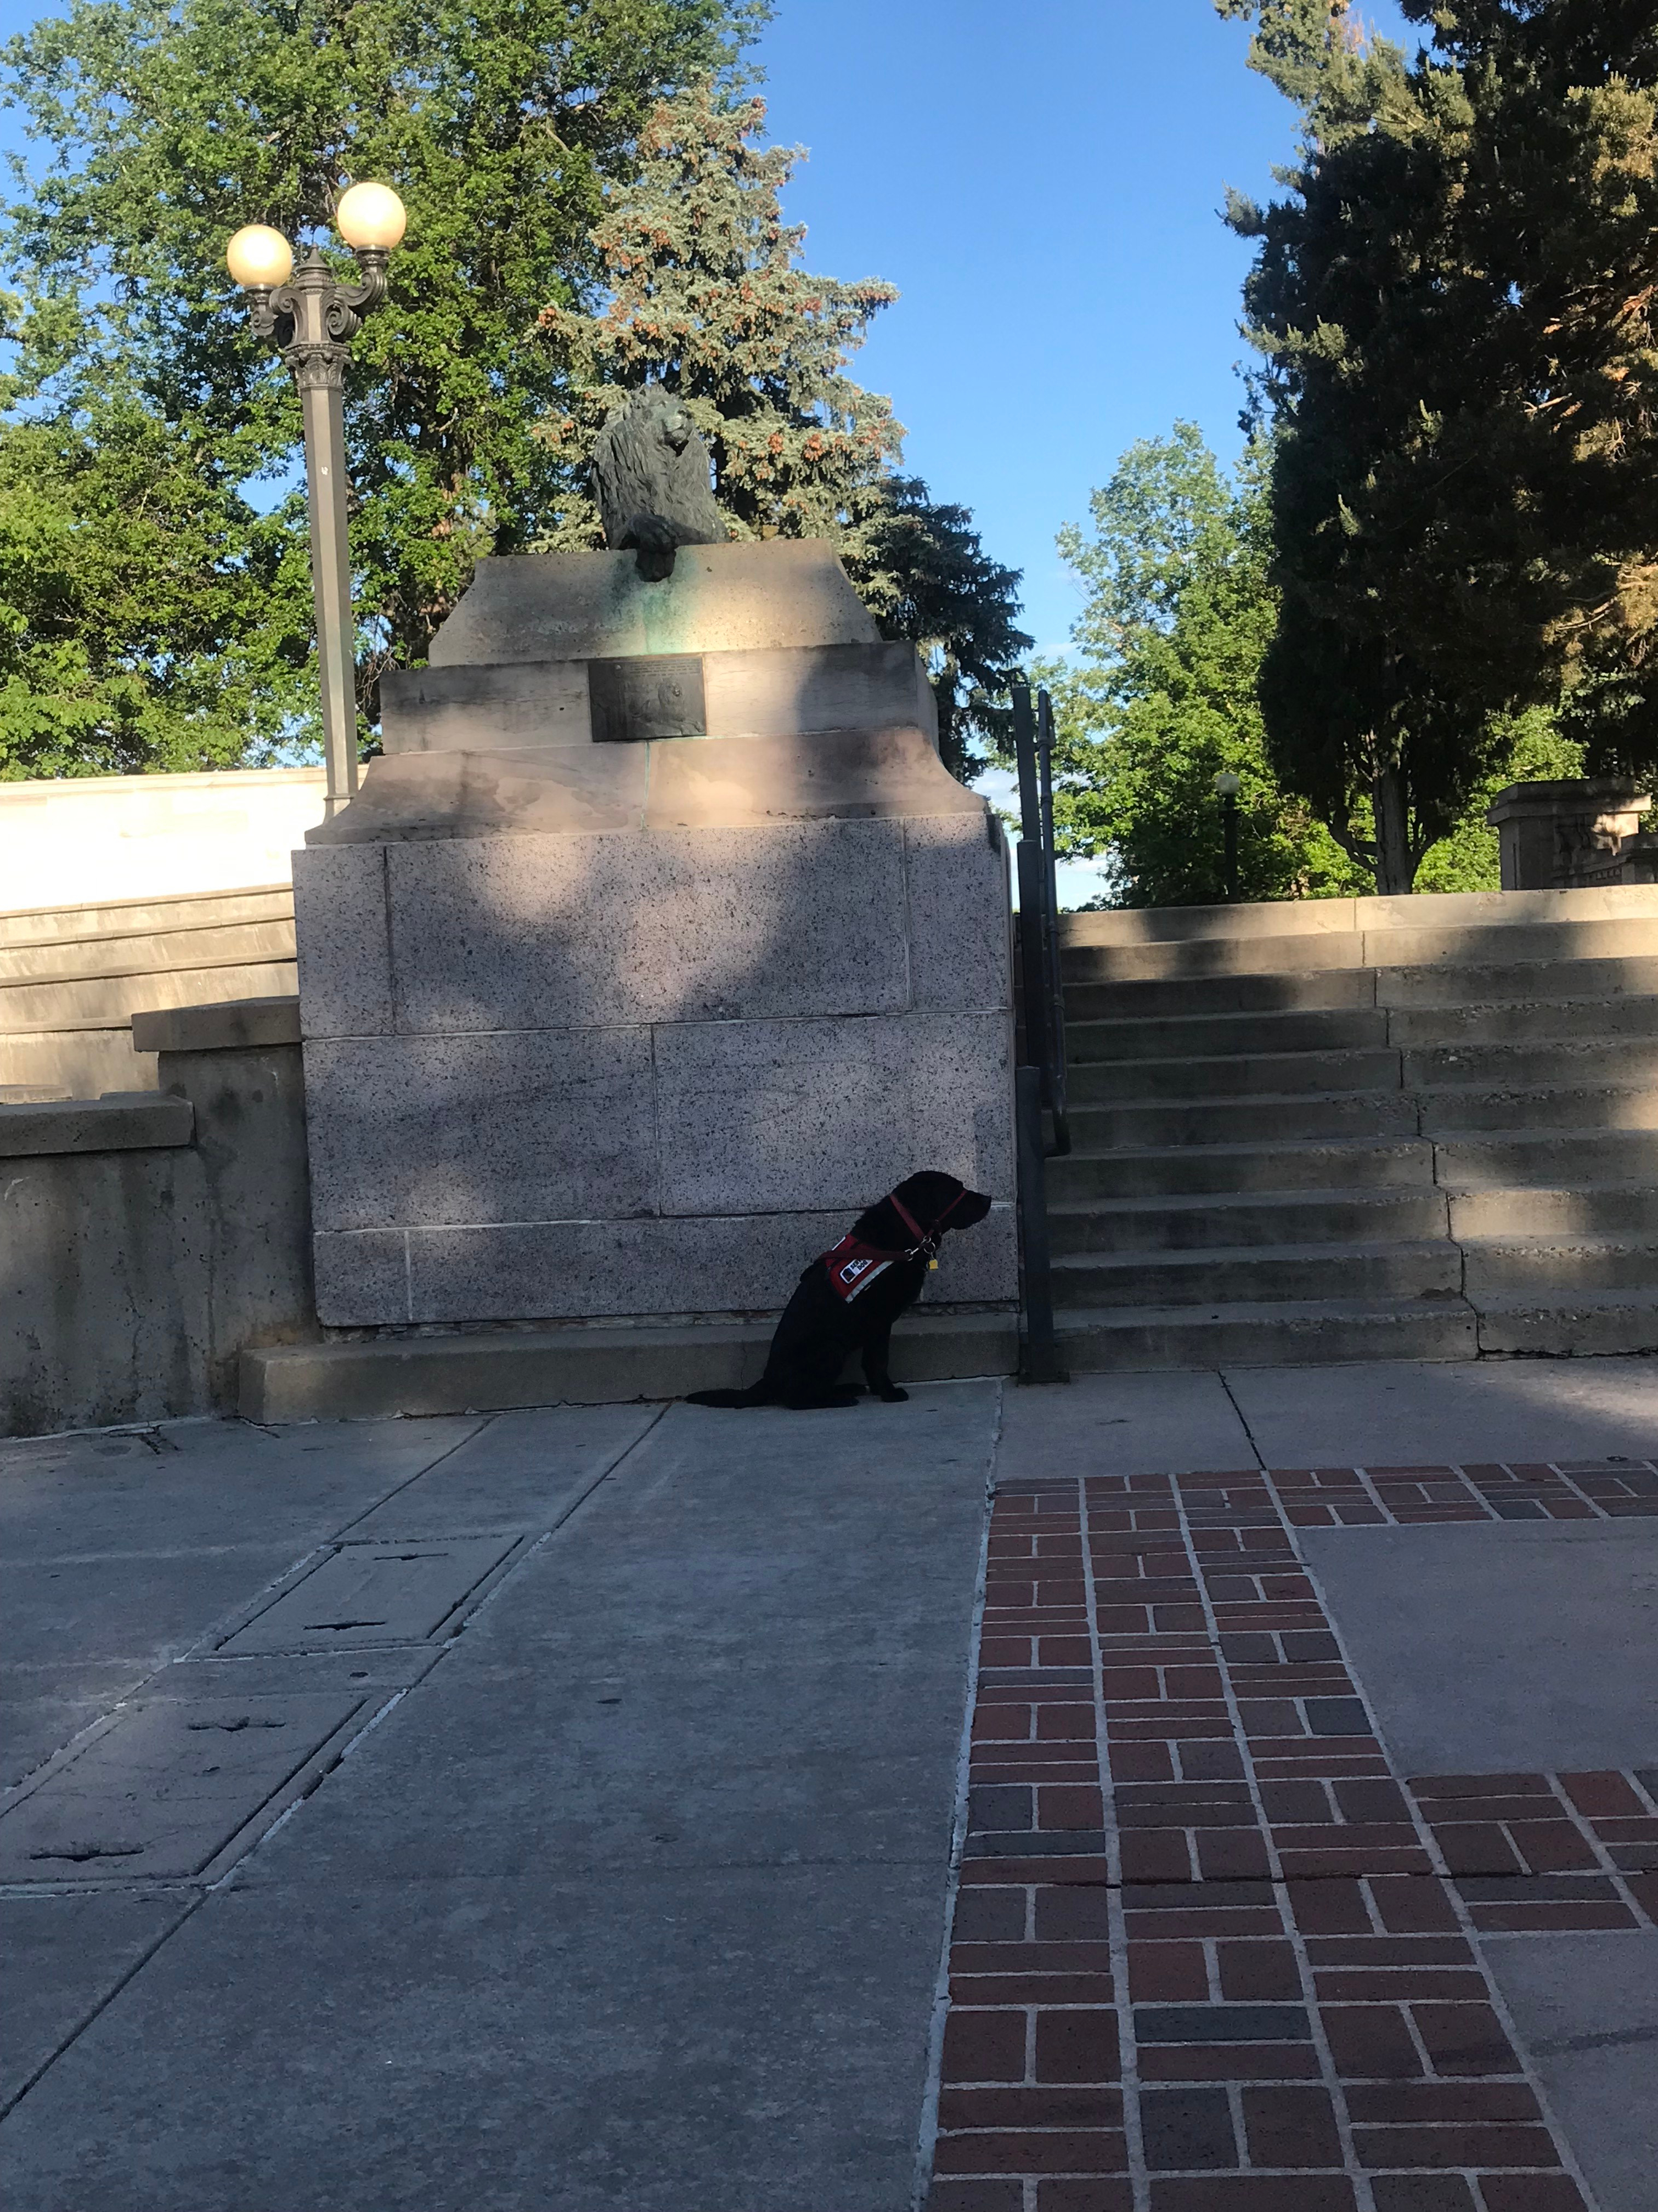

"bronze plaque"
[588, 654, 707, 743]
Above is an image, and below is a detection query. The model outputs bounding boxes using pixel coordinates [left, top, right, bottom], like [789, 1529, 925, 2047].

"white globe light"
[225, 224, 294, 289]
[335, 182, 407, 252]
[1212, 770, 1242, 798]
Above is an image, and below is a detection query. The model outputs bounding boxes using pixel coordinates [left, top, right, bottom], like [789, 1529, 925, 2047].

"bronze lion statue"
[591, 391, 726, 578]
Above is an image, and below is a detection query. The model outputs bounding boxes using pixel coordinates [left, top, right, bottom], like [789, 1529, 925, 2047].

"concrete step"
[1063, 916, 1658, 985]
[1066, 1007, 1388, 1062]
[1377, 955, 1658, 1012]
[1063, 970, 1375, 1023]
[238, 1310, 1019, 1420]
[1057, 885, 1658, 948]
[1389, 996, 1658, 1049]
[1052, 1239, 1461, 1308]
[1067, 1091, 1422, 1149]
[1053, 1296, 1477, 1370]
[1050, 1188, 1450, 1255]
[0, 916, 295, 985]
[1474, 1292, 1658, 1356]
[1434, 1127, 1658, 1189]
[1062, 935, 1366, 985]
[0, 1028, 159, 1093]
[1048, 1137, 1434, 1201]
[0, 884, 292, 947]
[1463, 1237, 1658, 1295]
[1447, 1182, 1658, 1239]
[1403, 1039, 1658, 1090]
[0, 957, 298, 1035]
[1067, 1048, 1403, 1103]
[1419, 1082, 1658, 1135]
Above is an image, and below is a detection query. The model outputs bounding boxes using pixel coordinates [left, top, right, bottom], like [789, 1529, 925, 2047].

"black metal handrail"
[1011, 681, 1070, 1385]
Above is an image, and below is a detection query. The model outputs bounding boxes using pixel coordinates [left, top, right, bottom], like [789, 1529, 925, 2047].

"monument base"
[294, 810, 1016, 1330]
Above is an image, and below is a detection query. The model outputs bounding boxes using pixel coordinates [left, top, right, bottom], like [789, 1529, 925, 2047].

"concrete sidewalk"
[2, 1359, 1656, 2209]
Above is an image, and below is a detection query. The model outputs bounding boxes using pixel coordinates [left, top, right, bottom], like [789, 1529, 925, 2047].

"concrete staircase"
[1049, 885, 1658, 1367]
[0, 884, 296, 1098]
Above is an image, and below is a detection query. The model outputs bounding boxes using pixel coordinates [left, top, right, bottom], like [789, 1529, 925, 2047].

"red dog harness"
[820, 1188, 967, 1302]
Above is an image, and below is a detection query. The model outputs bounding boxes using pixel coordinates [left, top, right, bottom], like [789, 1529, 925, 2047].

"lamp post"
[1212, 769, 1241, 902]
[226, 183, 407, 819]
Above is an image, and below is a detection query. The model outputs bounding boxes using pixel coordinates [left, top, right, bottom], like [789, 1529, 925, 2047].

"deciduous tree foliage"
[1220, 0, 1658, 889]
[0, 0, 749, 776]
[1043, 421, 1580, 907]
[1042, 424, 1368, 907]
[537, 82, 1029, 776]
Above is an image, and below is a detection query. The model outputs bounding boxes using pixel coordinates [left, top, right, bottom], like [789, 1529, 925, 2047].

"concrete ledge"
[132, 995, 301, 1054]
[0, 1091, 193, 1158]
[239, 1310, 1019, 1421]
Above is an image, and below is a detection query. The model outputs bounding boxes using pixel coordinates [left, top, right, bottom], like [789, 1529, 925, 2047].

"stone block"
[0, 1093, 193, 1158]
[904, 814, 1012, 1013]
[652, 1011, 1015, 1218]
[312, 1229, 410, 1326]
[699, 642, 935, 743]
[641, 727, 979, 830]
[132, 996, 301, 1054]
[303, 1028, 656, 1234]
[403, 1212, 831, 1323]
[426, 543, 879, 667]
[384, 820, 910, 1031]
[380, 661, 589, 754]
[292, 844, 392, 1037]
[306, 746, 649, 847]
[317, 1200, 1017, 1327]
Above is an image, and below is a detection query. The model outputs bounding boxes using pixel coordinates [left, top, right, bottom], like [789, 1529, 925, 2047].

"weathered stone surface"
[399, 1203, 1016, 1323]
[697, 642, 936, 744]
[379, 661, 589, 755]
[291, 845, 392, 1038]
[384, 821, 910, 1033]
[303, 1028, 657, 1235]
[427, 543, 879, 667]
[0, 1094, 193, 1159]
[1, 1041, 314, 1436]
[653, 1012, 1015, 1219]
[904, 814, 1012, 1013]
[304, 747, 650, 849]
[307, 725, 979, 845]
[381, 643, 938, 758]
[641, 726, 978, 830]
[311, 1229, 409, 1326]
[132, 995, 301, 1054]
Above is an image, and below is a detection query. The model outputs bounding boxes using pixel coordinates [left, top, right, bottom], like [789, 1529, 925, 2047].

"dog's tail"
[684, 1385, 768, 1409]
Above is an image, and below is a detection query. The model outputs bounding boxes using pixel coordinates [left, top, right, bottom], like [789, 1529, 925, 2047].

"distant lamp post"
[1212, 770, 1242, 902]
[226, 183, 408, 817]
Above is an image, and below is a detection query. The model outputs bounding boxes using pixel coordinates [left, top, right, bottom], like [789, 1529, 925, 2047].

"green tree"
[0, 0, 751, 776]
[1219, 0, 1658, 888]
[1043, 420, 1576, 907]
[537, 81, 1029, 776]
[1044, 424, 1367, 907]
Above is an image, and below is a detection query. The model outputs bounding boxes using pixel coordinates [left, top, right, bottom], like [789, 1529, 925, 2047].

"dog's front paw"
[875, 1384, 909, 1403]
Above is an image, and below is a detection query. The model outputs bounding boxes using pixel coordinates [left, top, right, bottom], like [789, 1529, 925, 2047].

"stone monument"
[290, 430, 1016, 1358]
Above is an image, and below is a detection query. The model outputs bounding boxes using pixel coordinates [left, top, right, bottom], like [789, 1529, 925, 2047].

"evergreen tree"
[0, 0, 749, 776]
[1219, 0, 1658, 889]
[537, 82, 1030, 776]
[1043, 420, 1580, 907]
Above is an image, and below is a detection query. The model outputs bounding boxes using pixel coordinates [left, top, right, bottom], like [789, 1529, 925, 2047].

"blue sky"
[751, 0, 1413, 653]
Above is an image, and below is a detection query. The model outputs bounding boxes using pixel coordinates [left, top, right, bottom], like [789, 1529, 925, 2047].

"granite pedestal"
[294, 544, 1016, 1338]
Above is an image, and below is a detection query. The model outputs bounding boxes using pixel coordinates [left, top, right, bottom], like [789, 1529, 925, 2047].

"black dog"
[687, 1170, 994, 1410]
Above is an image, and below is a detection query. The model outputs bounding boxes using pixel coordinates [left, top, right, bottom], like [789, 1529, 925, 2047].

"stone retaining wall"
[0, 1001, 314, 1436]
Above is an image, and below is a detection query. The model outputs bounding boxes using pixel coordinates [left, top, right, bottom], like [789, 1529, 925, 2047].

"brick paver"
[926, 1459, 1658, 2210]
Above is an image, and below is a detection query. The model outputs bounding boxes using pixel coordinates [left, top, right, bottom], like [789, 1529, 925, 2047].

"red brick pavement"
[926, 1459, 1658, 2211]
